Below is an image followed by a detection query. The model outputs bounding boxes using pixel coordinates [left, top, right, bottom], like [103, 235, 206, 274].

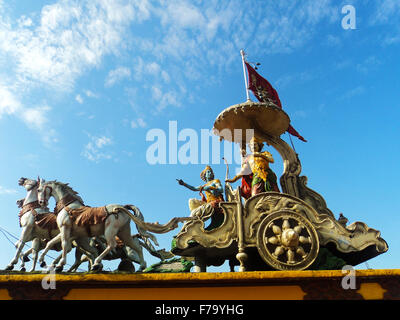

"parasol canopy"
[213, 100, 290, 143]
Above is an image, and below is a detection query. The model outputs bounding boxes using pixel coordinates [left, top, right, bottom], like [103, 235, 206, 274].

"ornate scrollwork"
[174, 203, 237, 250]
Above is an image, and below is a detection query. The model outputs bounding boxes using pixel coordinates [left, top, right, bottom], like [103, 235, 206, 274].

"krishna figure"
[177, 166, 224, 230]
[226, 136, 280, 198]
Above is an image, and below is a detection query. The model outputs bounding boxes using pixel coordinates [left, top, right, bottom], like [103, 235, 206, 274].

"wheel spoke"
[282, 219, 290, 230]
[296, 246, 307, 258]
[272, 224, 282, 235]
[273, 246, 285, 257]
[267, 236, 279, 245]
[294, 226, 302, 234]
[287, 249, 295, 264]
[299, 236, 311, 244]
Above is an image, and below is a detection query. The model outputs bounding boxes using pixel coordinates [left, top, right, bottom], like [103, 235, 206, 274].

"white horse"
[5, 178, 98, 272]
[5, 177, 59, 271]
[37, 179, 158, 272]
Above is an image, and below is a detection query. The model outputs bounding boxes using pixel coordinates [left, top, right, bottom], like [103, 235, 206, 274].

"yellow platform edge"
[0, 269, 399, 300]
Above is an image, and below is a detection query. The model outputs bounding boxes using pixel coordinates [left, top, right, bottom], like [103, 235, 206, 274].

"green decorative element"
[143, 257, 193, 273]
[171, 237, 177, 251]
[310, 247, 347, 270]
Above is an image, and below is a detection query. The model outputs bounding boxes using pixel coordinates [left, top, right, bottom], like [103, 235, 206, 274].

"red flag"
[244, 62, 307, 142]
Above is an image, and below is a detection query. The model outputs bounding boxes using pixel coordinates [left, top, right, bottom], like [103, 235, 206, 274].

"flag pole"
[240, 49, 251, 101]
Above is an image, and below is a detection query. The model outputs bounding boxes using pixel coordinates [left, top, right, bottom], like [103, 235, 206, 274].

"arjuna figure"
[226, 136, 280, 198]
[177, 166, 224, 230]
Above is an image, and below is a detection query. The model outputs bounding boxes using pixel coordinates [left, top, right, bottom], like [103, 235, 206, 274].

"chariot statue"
[3, 52, 389, 275]
[167, 53, 388, 272]
[170, 99, 388, 272]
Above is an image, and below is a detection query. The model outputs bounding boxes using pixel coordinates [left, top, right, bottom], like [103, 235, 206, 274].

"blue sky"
[0, 0, 399, 272]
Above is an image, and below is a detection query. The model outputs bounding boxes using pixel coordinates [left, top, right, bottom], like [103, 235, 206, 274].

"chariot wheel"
[256, 211, 319, 271]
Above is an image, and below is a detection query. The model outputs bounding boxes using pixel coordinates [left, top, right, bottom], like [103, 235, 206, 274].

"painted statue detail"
[177, 166, 224, 230]
[226, 136, 279, 198]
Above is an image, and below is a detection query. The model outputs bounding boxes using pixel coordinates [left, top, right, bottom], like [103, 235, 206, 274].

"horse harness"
[18, 201, 41, 226]
[54, 194, 116, 237]
[18, 201, 57, 239]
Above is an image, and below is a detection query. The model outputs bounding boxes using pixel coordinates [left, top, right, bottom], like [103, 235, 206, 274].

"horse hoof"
[118, 260, 135, 273]
[20, 267, 26, 272]
[55, 266, 63, 273]
[5, 265, 14, 271]
[40, 261, 47, 268]
[91, 264, 103, 272]
[23, 256, 30, 263]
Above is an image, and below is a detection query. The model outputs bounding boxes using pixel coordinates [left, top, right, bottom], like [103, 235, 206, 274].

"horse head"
[37, 178, 51, 207]
[19, 177, 38, 191]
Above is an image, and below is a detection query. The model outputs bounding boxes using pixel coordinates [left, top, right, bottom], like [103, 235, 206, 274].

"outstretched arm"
[226, 160, 250, 184]
[225, 174, 243, 183]
[176, 179, 200, 192]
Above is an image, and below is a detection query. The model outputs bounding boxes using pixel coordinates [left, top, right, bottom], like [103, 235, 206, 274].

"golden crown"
[249, 136, 263, 145]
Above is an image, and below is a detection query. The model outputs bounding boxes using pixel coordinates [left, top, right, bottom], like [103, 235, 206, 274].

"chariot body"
[171, 101, 388, 272]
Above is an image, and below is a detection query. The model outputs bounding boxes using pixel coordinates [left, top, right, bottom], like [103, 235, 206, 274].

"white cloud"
[84, 90, 98, 98]
[133, 57, 171, 84]
[20, 105, 51, 130]
[324, 34, 341, 47]
[159, 1, 205, 29]
[340, 86, 366, 100]
[130, 118, 147, 128]
[82, 134, 113, 162]
[126, 0, 340, 114]
[0, 84, 21, 117]
[370, 0, 400, 45]
[94, 136, 112, 148]
[151, 85, 181, 112]
[356, 56, 382, 74]
[105, 66, 131, 87]
[0, 185, 17, 195]
[0, 0, 152, 144]
[0, 1, 345, 140]
[0, 83, 55, 144]
[0, 1, 149, 90]
[371, 0, 400, 24]
[75, 94, 83, 104]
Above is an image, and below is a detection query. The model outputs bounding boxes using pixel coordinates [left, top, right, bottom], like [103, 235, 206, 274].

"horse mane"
[46, 180, 85, 204]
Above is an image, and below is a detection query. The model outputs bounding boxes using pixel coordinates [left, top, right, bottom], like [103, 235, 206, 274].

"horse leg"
[92, 222, 118, 271]
[124, 237, 142, 265]
[28, 238, 41, 272]
[19, 248, 32, 272]
[50, 253, 63, 269]
[67, 240, 96, 273]
[74, 238, 98, 269]
[39, 233, 62, 267]
[55, 225, 72, 272]
[118, 223, 147, 271]
[67, 247, 84, 272]
[6, 225, 33, 270]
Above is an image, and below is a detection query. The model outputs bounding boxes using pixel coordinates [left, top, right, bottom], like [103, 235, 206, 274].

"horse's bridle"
[38, 185, 52, 207]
